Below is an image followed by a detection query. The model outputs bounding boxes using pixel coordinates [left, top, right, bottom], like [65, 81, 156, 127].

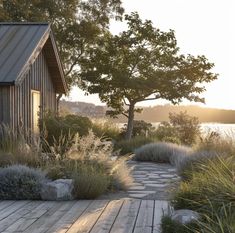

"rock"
[41, 179, 74, 201]
[171, 209, 200, 224]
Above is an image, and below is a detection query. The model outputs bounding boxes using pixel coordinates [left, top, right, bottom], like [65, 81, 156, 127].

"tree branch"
[65, 41, 85, 77]
[65, 59, 79, 76]
[140, 95, 161, 102]
[123, 98, 130, 106]
[121, 112, 128, 118]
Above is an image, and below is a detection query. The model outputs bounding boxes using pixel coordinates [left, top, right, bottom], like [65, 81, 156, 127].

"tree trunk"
[125, 102, 135, 140]
[56, 93, 62, 116]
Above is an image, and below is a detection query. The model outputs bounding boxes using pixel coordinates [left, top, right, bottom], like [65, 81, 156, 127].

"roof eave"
[48, 30, 68, 95]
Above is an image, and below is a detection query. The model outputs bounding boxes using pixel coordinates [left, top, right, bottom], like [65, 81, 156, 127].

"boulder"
[171, 209, 200, 224]
[41, 179, 74, 201]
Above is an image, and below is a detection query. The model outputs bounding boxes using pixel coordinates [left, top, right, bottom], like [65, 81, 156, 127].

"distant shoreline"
[60, 101, 235, 124]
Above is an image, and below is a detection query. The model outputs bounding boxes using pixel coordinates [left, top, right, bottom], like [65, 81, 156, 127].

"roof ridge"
[0, 22, 49, 25]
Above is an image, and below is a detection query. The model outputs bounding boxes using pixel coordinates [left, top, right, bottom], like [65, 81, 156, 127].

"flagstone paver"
[127, 161, 180, 200]
[100, 160, 180, 200]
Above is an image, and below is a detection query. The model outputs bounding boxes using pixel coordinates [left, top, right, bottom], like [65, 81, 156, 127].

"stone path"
[100, 160, 181, 200]
[127, 161, 180, 200]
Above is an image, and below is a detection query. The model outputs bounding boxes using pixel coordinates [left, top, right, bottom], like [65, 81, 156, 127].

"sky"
[69, 0, 235, 110]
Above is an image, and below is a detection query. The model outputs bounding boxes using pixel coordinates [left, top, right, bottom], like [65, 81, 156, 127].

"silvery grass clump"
[134, 142, 192, 166]
[0, 165, 46, 200]
[109, 156, 134, 190]
[67, 131, 113, 162]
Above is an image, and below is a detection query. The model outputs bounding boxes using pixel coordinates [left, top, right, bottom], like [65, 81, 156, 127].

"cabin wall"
[0, 86, 10, 125]
[10, 51, 57, 130]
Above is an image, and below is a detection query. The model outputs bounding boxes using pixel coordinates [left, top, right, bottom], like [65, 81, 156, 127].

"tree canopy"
[80, 12, 218, 139]
[0, 0, 124, 89]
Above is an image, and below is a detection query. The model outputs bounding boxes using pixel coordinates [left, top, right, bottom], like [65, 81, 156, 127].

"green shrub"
[92, 120, 120, 140]
[121, 120, 154, 138]
[154, 111, 201, 145]
[0, 165, 46, 200]
[41, 113, 92, 146]
[72, 162, 110, 199]
[115, 136, 158, 155]
[134, 142, 192, 165]
[161, 216, 198, 233]
[153, 121, 178, 142]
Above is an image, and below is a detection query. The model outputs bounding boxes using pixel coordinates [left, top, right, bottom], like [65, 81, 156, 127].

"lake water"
[118, 122, 235, 137]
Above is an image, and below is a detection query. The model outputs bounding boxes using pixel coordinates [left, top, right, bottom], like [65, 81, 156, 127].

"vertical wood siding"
[0, 86, 10, 124]
[2, 50, 57, 130]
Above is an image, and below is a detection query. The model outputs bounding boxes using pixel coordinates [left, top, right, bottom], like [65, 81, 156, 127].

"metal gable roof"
[0, 23, 67, 94]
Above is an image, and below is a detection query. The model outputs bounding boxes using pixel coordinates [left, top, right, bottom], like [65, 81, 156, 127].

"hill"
[60, 100, 235, 123]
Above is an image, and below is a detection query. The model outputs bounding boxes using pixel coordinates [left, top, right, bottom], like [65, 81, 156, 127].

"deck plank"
[0, 201, 16, 211]
[90, 199, 124, 233]
[24, 201, 75, 233]
[4, 201, 59, 233]
[66, 200, 109, 233]
[153, 200, 169, 233]
[45, 200, 92, 233]
[0, 199, 169, 233]
[0, 201, 29, 221]
[110, 199, 141, 233]
[0, 201, 42, 232]
[133, 200, 154, 233]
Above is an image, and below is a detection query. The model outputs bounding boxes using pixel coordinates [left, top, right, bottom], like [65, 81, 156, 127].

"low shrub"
[134, 142, 192, 165]
[45, 132, 132, 196]
[45, 163, 72, 180]
[0, 165, 46, 200]
[115, 136, 158, 155]
[72, 162, 110, 199]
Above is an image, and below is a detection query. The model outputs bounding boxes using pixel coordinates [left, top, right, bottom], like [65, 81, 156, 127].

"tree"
[80, 12, 218, 140]
[0, 0, 124, 100]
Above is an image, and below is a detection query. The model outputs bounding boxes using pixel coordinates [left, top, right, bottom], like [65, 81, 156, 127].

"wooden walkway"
[0, 199, 169, 233]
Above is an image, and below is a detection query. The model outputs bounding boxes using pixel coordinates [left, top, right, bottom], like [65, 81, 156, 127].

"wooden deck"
[0, 199, 169, 233]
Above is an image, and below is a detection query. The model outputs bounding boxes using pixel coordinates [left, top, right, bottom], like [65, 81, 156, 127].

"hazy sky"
[69, 0, 235, 110]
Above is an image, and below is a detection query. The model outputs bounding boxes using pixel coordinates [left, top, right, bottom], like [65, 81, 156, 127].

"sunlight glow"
[69, 0, 235, 110]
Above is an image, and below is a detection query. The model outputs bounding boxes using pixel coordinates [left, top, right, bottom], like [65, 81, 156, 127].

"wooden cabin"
[0, 23, 67, 133]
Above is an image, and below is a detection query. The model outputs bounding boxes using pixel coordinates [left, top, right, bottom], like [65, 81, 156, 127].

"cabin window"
[31, 90, 41, 134]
